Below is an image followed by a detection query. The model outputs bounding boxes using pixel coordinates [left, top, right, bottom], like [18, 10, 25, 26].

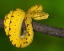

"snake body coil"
[4, 4, 49, 48]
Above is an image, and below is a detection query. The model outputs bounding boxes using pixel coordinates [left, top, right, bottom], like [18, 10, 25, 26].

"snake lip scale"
[4, 4, 49, 48]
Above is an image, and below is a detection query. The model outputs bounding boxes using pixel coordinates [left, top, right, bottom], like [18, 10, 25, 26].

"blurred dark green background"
[0, 0, 64, 51]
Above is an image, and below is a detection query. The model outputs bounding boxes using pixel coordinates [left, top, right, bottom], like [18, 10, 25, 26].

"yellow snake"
[4, 4, 49, 48]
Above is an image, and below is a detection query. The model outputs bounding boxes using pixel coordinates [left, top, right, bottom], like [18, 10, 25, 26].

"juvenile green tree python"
[4, 4, 49, 48]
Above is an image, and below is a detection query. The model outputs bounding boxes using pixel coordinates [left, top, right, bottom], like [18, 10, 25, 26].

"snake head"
[32, 10, 49, 20]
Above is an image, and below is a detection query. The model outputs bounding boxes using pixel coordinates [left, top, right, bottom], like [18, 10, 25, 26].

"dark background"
[0, 0, 64, 51]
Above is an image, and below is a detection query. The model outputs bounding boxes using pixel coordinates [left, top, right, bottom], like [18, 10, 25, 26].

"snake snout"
[41, 13, 49, 19]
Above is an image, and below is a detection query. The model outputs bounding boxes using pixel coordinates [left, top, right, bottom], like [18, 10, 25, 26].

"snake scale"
[4, 4, 49, 48]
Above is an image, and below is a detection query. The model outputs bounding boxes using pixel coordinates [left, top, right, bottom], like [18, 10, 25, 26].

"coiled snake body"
[4, 4, 49, 48]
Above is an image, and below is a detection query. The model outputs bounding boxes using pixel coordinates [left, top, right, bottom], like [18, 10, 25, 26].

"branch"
[0, 19, 64, 38]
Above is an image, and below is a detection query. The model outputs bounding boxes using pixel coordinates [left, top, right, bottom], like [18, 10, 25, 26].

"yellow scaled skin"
[4, 10, 13, 36]
[4, 4, 49, 48]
